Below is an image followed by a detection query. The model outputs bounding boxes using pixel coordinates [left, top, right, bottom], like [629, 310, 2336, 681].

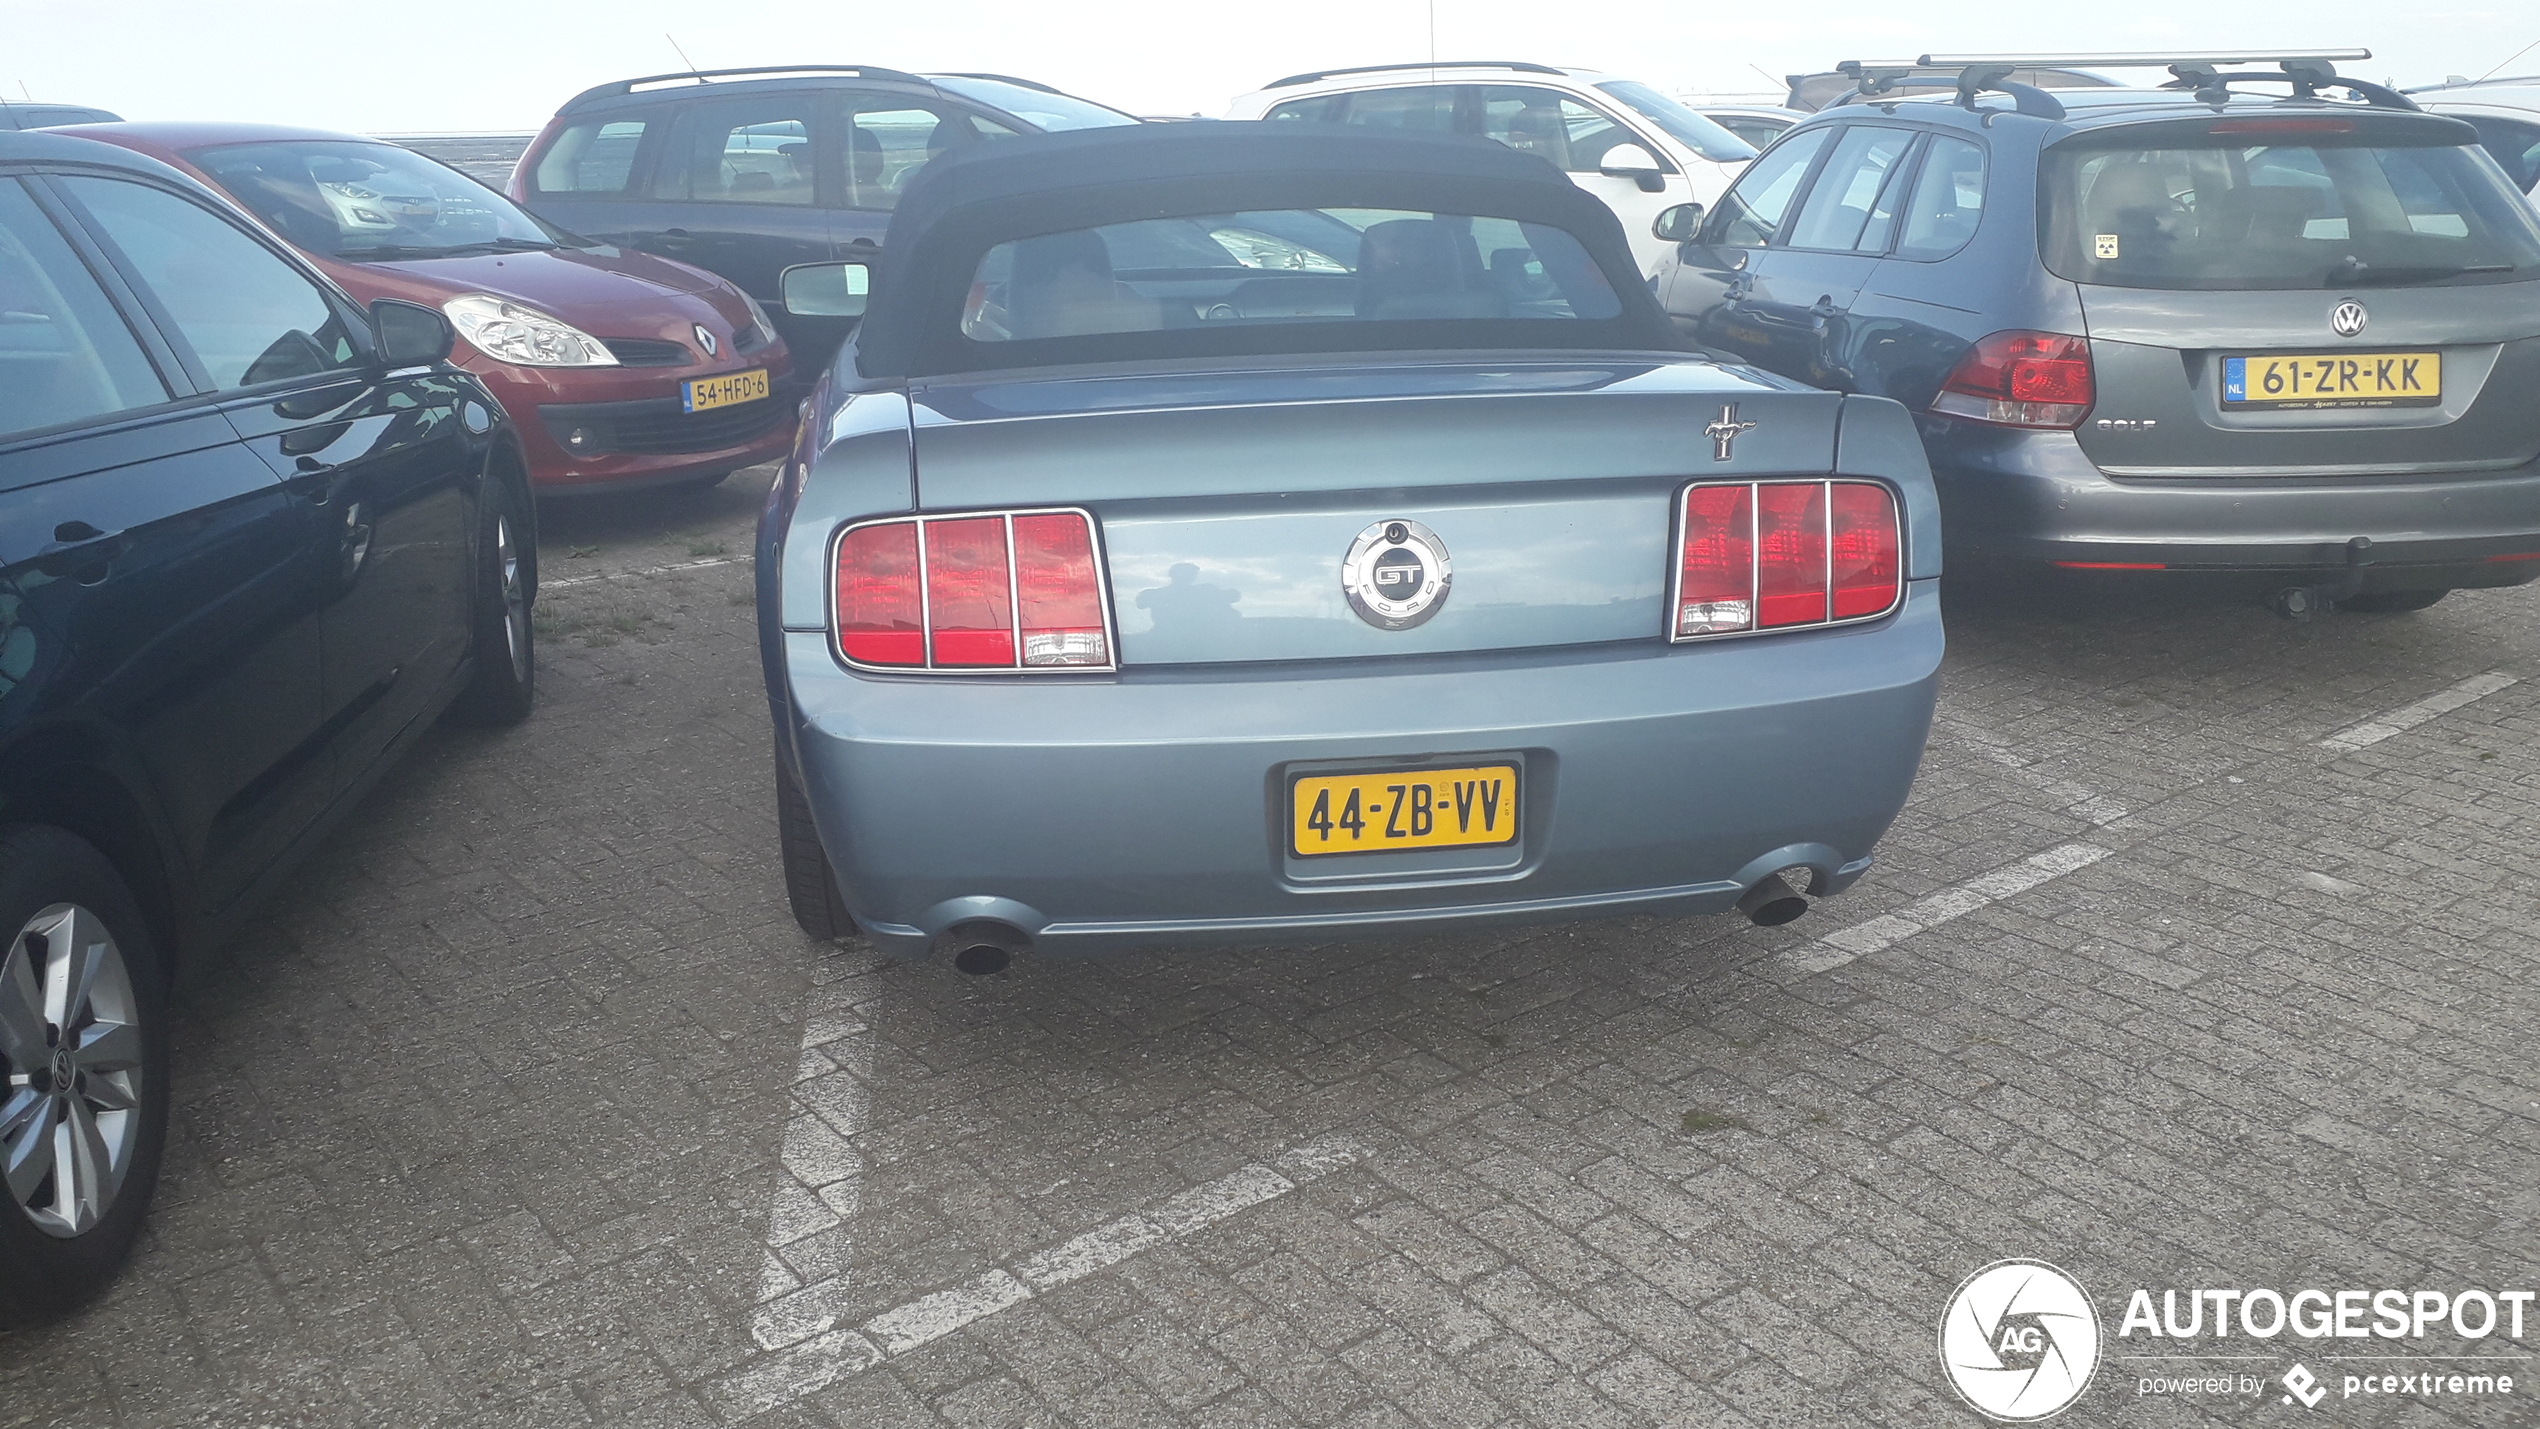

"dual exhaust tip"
[936, 872, 1811, 973]
[1737, 871, 1811, 927]
[941, 919, 1031, 976]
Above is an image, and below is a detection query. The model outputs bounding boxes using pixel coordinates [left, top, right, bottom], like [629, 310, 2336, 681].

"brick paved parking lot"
[4, 464, 2537, 1428]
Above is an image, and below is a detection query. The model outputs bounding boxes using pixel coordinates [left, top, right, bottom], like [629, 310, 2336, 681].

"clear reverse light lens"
[442, 293, 619, 367]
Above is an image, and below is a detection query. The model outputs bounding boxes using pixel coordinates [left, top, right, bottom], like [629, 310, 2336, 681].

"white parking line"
[718, 970, 1370, 1420]
[855, 1146, 1359, 1357]
[1937, 714, 2131, 826]
[1784, 842, 2113, 975]
[2318, 671, 2520, 753]
[541, 554, 746, 589]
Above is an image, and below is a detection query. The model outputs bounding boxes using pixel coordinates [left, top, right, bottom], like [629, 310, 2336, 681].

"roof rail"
[1836, 60, 2067, 119]
[1263, 60, 1565, 90]
[933, 72, 1063, 96]
[2405, 74, 2540, 94]
[561, 65, 931, 113]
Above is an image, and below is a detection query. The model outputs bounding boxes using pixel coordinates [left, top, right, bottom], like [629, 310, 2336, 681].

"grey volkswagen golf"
[1654, 51, 2540, 614]
[755, 123, 1944, 966]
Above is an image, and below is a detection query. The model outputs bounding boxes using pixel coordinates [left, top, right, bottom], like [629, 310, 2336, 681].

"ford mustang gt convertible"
[756, 122, 1945, 967]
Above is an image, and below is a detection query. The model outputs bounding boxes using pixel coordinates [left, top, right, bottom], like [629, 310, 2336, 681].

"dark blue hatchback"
[0, 130, 537, 1323]
[507, 66, 1137, 366]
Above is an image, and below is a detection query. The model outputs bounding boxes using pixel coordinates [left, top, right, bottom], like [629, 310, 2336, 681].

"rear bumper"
[1929, 427, 2540, 588]
[781, 581, 1943, 956]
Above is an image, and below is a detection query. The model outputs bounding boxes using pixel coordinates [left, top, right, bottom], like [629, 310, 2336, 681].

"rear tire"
[447, 476, 536, 727]
[2342, 589, 2449, 614]
[0, 826, 170, 1329]
[775, 736, 854, 941]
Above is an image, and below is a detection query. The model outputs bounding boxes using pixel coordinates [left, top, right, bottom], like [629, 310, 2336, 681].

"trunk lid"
[906, 359, 1843, 665]
[2074, 286, 2540, 475]
[2044, 112, 2540, 476]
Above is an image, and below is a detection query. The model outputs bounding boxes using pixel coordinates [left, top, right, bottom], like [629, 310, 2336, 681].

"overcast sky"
[8, 1, 2536, 132]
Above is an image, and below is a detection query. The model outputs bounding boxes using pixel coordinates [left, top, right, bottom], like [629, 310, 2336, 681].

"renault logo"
[694, 323, 721, 357]
[1705, 403, 1760, 461]
[1342, 520, 1452, 630]
[2329, 299, 2367, 338]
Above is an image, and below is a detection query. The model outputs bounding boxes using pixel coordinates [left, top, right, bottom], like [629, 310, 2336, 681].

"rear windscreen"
[2041, 133, 2540, 290]
[961, 208, 1622, 344]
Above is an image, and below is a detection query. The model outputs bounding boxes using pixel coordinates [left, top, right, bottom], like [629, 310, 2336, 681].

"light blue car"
[757, 123, 1943, 969]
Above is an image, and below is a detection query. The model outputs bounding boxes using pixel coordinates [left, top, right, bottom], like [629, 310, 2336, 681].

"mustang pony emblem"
[1705, 404, 1760, 461]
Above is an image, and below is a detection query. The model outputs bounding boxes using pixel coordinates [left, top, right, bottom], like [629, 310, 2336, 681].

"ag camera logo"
[1941, 1260, 2103, 1421]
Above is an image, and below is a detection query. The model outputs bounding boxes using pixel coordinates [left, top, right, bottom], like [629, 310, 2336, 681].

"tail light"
[1932, 331, 2093, 429]
[1671, 480, 1900, 640]
[834, 508, 1115, 672]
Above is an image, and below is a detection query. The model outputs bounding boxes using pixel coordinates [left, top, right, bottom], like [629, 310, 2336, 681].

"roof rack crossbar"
[1915, 50, 2371, 69]
[1836, 59, 2066, 118]
[562, 64, 931, 112]
[1263, 60, 1565, 90]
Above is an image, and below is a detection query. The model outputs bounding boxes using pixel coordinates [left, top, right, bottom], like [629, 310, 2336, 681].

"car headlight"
[442, 293, 619, 367]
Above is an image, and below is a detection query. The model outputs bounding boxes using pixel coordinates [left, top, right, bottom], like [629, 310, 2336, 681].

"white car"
[1226, 62, 1755, 275]
[2406, 76, 2540, 200]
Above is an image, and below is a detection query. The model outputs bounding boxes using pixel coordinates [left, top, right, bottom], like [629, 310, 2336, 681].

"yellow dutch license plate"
[1290, 764, 1519, 857]
[2222, 352, 2440, 409]
[682, 367, 769, 414]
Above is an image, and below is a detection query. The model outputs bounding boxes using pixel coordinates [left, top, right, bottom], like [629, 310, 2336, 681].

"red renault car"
[65, 123, 795, 495]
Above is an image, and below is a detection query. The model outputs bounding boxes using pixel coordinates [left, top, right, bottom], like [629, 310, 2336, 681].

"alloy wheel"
[0, 904, 144, 1238]
[496, 512, 529, 682]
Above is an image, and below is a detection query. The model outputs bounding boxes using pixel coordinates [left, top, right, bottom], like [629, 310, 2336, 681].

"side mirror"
[1599, 143, 1669, 193]
[781, 261, 872, 318]
[1652, 203, 1706, 244]
[371, 298, 454, 367]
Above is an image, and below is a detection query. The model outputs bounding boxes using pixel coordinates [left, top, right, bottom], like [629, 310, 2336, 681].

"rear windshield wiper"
[2328, 255, 2516, 286]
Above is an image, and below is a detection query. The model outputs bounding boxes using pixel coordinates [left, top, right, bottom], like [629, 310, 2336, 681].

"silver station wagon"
[756, 124, 1944, 968]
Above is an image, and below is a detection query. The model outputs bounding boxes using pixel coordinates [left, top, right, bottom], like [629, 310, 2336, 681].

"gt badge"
[1343, 520, 1452, 631]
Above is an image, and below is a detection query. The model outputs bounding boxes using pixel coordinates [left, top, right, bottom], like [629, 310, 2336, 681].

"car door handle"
[659, 227, 695, 249]
[36, 522, 129, 582]
[1722, 274, 1753, 301]
[1808, 295, 1842, 320]
[284, 458, 335, 503]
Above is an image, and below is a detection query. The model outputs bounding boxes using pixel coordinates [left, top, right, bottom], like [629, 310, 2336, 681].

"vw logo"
[1342, 520, 1451, 630]
[1939, 1260, 2102, 1421]
[694, 323, 721, 358]
[2329, 299, 2368, 338]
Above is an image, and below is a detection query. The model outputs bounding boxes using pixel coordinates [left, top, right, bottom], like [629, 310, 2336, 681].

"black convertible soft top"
[852, 122, 1680, 378]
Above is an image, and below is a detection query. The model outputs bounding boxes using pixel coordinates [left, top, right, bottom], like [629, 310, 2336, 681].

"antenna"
[2476, 36, 2539, 83]
[1428, 1, 1437, 72]
[665, 34, 703, 77]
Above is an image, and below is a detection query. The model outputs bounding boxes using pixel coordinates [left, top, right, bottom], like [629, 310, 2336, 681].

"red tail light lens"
[835, 521, 925, 666]
[1672, 479, 1899, 641]
[1675, 483, 1754, 635]
[833, 509, 1113, 672]
[1932, 330, 2094, 428]
[1012, 513, 1110, 667]
[1830, 483, 1901, 618]
[1756, 481, 1828, 628]
[924, 516, 1014, 667]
